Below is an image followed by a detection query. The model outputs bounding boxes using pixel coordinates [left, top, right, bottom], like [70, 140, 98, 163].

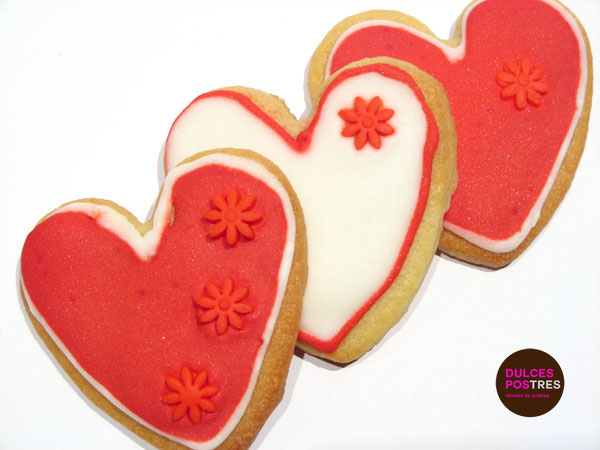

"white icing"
[324, 0, 589, 254]
[22, 152, 297, 450]
[165, 72, 428, 342]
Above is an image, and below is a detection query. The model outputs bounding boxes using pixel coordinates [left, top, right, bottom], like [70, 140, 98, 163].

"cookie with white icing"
[308, 0, 592, 267]
[165, 59, 457, 362]
[20, 149, 307, 450]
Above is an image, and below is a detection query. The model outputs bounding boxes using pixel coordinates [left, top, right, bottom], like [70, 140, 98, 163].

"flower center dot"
[518, 74, 530, 86]
[361, 116, 374, 128]
[219, 298, 230, 310]
[224, 209, 237, 223]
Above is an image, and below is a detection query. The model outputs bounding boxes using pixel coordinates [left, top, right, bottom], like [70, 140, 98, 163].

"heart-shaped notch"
[20, 150, 307, 450]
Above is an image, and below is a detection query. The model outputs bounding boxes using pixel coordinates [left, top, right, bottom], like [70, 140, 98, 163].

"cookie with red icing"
[164, 59, 457, 362]
[308, 0, 592, 267]
[20, 149, 307, 450]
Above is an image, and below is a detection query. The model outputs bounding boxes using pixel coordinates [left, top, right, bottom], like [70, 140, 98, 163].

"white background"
[1, 0, 598, 448]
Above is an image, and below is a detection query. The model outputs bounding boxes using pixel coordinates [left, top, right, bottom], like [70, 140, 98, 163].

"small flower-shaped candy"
[162, 366, 219, 424]
[204, 187, 263, 246]
[496, 58, 549, 109]
[195, 277, 253, 335]
[338, 96, 395, 150]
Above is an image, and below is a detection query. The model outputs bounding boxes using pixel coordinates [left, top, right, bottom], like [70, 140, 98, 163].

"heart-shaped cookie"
[20, 150, 307, 450]
[165, 60, 456, 361]
[309, 0, 592, 267]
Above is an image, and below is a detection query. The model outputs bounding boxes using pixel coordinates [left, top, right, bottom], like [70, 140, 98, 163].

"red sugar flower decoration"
[339, 96, 395, 150]
[204, 187, 263, 246]
[162, 366, 219, 424]
[496, 58, 549, 109]
[195, 277, 253, 335]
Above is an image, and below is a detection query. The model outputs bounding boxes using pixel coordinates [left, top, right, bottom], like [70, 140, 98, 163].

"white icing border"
[21, 152, 297, 450]
[325, 0, 588, 253]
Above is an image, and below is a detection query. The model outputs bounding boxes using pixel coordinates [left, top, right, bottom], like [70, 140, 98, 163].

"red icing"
[328, 0, 582, 241]
[204, 187, 263, 246]
[339, 96, 395, 149]
[162, 366, 219, 424]
[497, 58, 549, 109]
[195, 277, 253, 335]
[166, 64, 438, 354]
[21, 163, 289, 443]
